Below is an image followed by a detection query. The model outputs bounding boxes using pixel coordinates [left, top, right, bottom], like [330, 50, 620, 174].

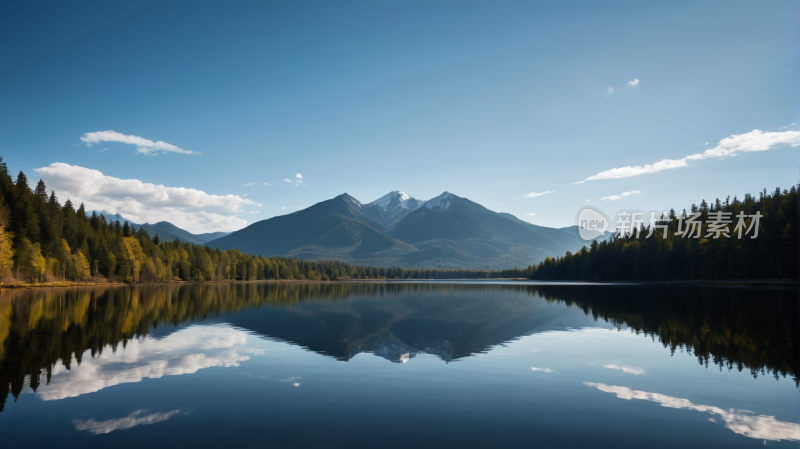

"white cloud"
[627, 79, 640, 87]
[604, 86, 615, 96]
[585, 382, 800, 442]
[576, 159, 688, 183]
[603, 364, 646, 375]
[600, 190, 641, 201]
[284, 176, 302, 186]
[524, 190, 555, 198]
[35, 163, 257, 233]
[264, 182, 272, 186]
[80, 131, 195, 155]
[74, 409, 182, 435]
[525, 213, 536, 217]
[576, 129, 800, 183]
[531, 367, 558, 373]
[243, 182, 256, 187]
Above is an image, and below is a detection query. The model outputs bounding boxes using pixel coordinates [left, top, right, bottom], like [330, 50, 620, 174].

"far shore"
[0, 278, 527, 291]
[0, 277, 796, 292]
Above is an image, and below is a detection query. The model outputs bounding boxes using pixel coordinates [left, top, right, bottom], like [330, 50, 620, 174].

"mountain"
[93, 210, 230, 245]
[207, 194, 415, 263]
[390, 192, 551, 245]
[362, 191, 425, 228]
[206, 191, 608, 269]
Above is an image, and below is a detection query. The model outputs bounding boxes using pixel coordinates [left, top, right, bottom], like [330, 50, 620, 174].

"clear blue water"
[0, 282, 797, 448]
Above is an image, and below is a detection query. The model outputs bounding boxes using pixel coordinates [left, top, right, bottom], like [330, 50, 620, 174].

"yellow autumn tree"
[0, 225, 13, 278]
[139, 257, 156, 282]
[154, 257, 167, 281]
[55, 239, 72, 280]
[121, 236, 144, 282]
[73, 250, 91, 282]
[46, 258, 60, 281]
[15, 237, 46, 283]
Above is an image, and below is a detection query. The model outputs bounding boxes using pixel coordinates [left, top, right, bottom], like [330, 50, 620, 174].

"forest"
[528, 185, 798, 281]
[0, 157, 527, 283]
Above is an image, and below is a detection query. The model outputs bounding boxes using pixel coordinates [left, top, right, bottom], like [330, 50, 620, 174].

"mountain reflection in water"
[0, 282, 797, 414]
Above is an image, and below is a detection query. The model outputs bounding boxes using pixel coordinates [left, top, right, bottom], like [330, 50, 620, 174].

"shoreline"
[0, 277, 796, 291]
[527, 279, 798, 287]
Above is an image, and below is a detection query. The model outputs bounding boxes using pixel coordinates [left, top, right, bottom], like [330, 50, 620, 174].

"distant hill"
[141, 221, 230, 245]
[92, 210, 230, 245]
[206, 192, 609, 269]
[496, 213, 599, 255]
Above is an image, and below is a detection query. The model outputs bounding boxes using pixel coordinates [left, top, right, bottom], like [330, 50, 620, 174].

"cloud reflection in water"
[73, 409, 182, 435]
[585, 382, 800, 442]
[34, 324, 261, 401]
[602, 364, 646, 375]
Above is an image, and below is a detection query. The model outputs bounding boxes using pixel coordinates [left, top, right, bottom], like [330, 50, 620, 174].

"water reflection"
[73, 409, 183, 435]
[585, 382, 800, 442]
[603, 364, 646, 375]
[0, 282, 797, 413]
[35, 324, 260, 401]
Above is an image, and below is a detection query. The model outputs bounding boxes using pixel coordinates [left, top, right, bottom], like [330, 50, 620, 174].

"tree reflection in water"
[0, 282, 796, 412]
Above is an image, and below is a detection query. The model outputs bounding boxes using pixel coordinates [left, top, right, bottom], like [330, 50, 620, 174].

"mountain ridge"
[92, 210, 230, 245]
[207, 191, 609, 269]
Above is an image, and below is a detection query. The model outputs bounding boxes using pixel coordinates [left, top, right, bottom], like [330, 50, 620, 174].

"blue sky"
[1, 1, 797, 232]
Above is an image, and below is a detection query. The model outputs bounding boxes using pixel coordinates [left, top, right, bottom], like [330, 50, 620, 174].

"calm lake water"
[0, 281, 798, 448]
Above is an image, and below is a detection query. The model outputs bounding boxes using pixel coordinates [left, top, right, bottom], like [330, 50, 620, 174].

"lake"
[0, 281, 798, 448]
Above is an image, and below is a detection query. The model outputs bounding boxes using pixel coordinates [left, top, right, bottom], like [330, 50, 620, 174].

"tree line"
[528, 185, 798, 281]
[0, 157, 526, 283]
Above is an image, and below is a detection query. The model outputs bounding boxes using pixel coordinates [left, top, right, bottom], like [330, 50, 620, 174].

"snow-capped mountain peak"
[369, 191, 405, 209]
[364, 191, 425, 223]
[424, 192, 453, 211]
[367, 191, 423, 213]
